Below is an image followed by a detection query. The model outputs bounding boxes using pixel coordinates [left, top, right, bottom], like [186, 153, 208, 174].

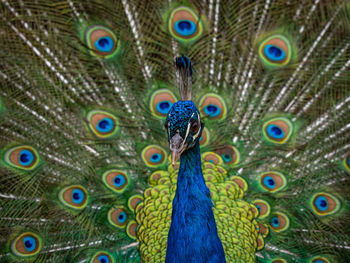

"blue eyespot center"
[263, 176, 276, 189]
[267, 124, 285, 139]
[97, 118, 114, 133]
[23, 237, 36, 252]
[113, 175, 126, 187]
[174, 20, 196, 36]
[271, 216, 279, 227]
[314, 260, 324, 263]
[150, 153, 162, 163]
[72, 189, 85, 204]
[204, 104, 221, 117]
[19, 149, 34, 166]
[156, 101, 173, 115]
[95, 36, 114, 52]
[118, 211, 127, 223]
[264, 44, 286, 61]
[256, 205, 261, 213]
[98, 255, 109, 263]
[315, 196, 328, 211]
[222, 154, 232, 162]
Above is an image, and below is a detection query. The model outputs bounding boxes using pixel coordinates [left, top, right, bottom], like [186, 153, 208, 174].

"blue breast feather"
[165, 143, 226, 263]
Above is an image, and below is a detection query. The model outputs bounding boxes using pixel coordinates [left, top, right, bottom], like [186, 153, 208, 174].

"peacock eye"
[259, 171, 287, 193]
[168, 6, 204, 43]
[258, 34, 292, 68]
[150, 89, 177, 119]
[253, 199, 271, 219]
[4, 145, 40, 171]
[102, 170, 129, 194]
[190, 120, 199, 133]
[269, 212, 290, 232]
[215, 145, 240, 166]
[58, 185, 88, 210]
[85, 25, 120, 59]
[164, 121, 169, 130]
[90, 251, 115, 263]
[310, 192, 340, 216]
[141, 145, 167, 168]
[87, 110, 119, 139]
[108, 206, 129, 229]
[199, 93, 227, 120]
[11, 232, 42, 257]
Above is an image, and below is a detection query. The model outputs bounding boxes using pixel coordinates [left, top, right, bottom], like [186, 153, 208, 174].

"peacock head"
[165, 100, 203, 165]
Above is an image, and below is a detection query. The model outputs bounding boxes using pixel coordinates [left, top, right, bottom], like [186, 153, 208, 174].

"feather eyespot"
[202, 152, 223, 165]
[150, 89, 177, 119]
[310, 192, 340, 216]
[4, 145, 40, 171]
[59, 185, 88, 210]
[259, 171, 287, 193]
[257, 222, 269, 238]
[199, 93, 227, 120]
[215, 145, 240, 166]
[108, 206, 129, 229]
[168, 6, 203, 42]
[309, 256, 330, 263]
[102, 170, 129, 194]
[199, 127, 210, 147]
[231, 176, 248, 191]
[253, 199, 271, 219]
[257, 234, 265, 250]
[86, 25, 119, 58]
[11, 232, 42, 257]
[262, 117, 293, 144]
[90, 251, 115, 263]
[258, 34, 292, 68]
[141, 145, 167, 168]
[128, 195, 144, 212]
[269, 212, 289, 232]
[126, 220, 138, 240]
[87, 110, 118, 138]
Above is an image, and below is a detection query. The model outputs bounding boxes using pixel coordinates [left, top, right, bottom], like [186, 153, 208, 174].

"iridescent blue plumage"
[165, 101, 226, 263]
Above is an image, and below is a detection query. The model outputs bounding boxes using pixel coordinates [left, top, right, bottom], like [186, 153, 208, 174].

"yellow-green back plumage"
[135, 153, 263, 263]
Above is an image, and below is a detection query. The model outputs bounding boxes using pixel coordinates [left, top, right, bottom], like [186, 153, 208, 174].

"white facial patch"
[192, 115, 201, 141]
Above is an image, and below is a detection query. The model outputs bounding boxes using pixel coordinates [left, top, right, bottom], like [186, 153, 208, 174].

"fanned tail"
[0, 0, 349, 262]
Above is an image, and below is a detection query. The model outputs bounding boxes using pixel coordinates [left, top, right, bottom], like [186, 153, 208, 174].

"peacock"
[0, 0, 349, 262]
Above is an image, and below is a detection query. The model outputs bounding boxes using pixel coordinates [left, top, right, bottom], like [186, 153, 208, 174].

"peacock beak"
[169, 131, 187, 167]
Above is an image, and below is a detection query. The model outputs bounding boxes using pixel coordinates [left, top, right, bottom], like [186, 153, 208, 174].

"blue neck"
[165, 142, 226, 263]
